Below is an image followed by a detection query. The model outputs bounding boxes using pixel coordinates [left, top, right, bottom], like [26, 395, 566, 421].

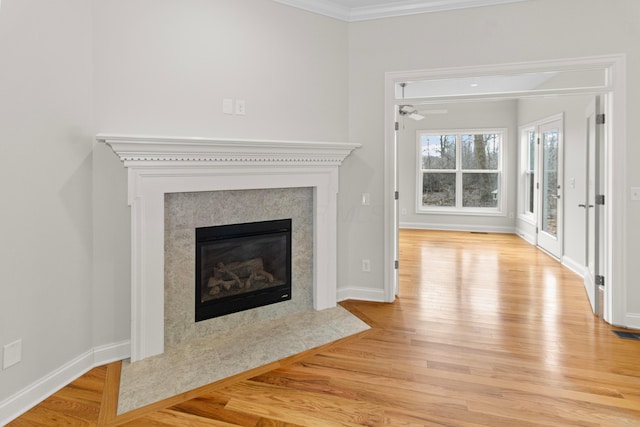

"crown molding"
[272, 0, 530, 22]
[273, 0, 351, 21]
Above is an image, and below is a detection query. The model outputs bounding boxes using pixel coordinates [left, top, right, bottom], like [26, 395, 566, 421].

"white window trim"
[518, 125, 537, 225]
[416, 128, 507, 216]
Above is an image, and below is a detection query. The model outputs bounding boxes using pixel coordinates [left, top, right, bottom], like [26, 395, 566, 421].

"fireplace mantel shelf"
[97, 134, 361, 166]
[99, 133, 359, 362]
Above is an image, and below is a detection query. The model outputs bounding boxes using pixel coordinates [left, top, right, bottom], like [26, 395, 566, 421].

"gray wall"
[0, 0, 94, 406]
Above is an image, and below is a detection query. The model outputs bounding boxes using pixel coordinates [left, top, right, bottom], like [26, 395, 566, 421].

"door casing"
[384, 54, 627, 327]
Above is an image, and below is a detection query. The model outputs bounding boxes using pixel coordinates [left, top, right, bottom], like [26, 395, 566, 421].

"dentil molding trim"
[96, 134, 360, 166]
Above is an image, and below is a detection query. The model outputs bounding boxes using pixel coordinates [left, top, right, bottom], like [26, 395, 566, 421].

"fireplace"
[195, 219, 292, 321]
[97, 134, 359, 361]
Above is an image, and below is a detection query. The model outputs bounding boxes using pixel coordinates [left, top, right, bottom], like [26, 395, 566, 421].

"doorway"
[519, 114, 565, 260]
[384, 55, 627, 326]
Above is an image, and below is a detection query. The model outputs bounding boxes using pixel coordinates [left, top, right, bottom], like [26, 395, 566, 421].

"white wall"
[344, 0, 640, 322]
[398, 100, 518, 232]
[93, 0, 348, 141]
[0, 0, 94, 414]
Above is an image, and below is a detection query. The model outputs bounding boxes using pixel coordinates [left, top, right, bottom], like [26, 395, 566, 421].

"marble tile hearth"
[117, 305, 370, 414]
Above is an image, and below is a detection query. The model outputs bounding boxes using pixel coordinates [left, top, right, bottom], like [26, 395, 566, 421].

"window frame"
[519, 126, 538, 224]
[416, 128, 507, 216]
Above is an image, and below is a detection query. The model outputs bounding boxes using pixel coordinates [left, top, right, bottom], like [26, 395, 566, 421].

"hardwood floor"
[9, 230, 640, 426]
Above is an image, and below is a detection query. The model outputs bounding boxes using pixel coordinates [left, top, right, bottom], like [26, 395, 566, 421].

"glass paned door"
[537, 119, 563, 259]
[542, 129, 559, 236]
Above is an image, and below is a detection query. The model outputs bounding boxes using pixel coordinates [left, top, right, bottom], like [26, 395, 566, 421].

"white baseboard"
[93, 340, 131, 366]
[400, 222, 516, 234]
[516, 229, 536, 245]
[562, 255, 585, 278]
[624, 313, 640, 330]
[0, 340, 130, 426]
[337, 286, 386, 303]
[0, 350, 94, 425]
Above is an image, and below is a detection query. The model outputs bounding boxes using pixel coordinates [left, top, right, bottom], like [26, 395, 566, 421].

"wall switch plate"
[631, 187, 640, 201]
[362, 259, 371, 272]
[222, 98, 233, 115]
[235, 99, 246, 115]
[3, 339, 22, 369]
[361, 193, 370, 206]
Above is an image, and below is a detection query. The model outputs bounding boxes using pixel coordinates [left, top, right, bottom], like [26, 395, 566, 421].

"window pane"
[462, 173, 499, 208]
[422, 173, 456, 207]
[461, 134, 500, 170]
[528, 130, 536, 172]
[525, 130, 535, 215]
[421, 135, 456, 169]
[542, 130, 559, 236]
[527, 172, 535, 214]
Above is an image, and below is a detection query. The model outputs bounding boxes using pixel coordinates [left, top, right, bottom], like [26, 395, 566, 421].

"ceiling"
[271, 0, 531, 22]
[399, 68, 607, 100]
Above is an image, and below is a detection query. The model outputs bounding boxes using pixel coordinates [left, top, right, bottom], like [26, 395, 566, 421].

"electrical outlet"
[362, 259, 371, 272]
[3, 339, 22, 369]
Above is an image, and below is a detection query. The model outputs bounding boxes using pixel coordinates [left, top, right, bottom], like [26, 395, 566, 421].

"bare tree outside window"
[419, 130, 503, 212]
[421, 135, 456, 206]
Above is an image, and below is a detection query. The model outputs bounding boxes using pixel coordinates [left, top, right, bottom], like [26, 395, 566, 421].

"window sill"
[416, 208, 505, 217]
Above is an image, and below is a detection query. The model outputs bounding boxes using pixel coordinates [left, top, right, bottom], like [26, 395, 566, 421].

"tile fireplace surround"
[98, 134, 360, 362]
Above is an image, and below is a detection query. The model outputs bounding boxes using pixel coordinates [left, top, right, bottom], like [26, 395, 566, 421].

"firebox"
[195, 219, 292, 322]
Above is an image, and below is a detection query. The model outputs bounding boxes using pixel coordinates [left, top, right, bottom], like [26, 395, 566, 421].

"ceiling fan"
[398, 83, 448, 121]
[399, 105, 449, 121]
[398, 105, 425, 121]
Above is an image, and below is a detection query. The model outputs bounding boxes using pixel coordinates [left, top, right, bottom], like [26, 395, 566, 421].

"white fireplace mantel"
[97, 134, 360, 362]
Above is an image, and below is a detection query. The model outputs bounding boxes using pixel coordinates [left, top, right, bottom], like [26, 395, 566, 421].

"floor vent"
[612, 330, 640, 341]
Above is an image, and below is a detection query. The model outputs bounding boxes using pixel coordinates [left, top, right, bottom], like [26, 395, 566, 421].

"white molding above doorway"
[271, 0, 531, 22]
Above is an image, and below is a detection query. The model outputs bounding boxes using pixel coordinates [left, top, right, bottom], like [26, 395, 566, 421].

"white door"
[537, 119, 564, 259]
[393, 114, 400, 297]
[583, 97, 604, 316]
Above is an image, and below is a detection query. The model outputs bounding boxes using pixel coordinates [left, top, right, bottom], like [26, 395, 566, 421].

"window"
[523, 128, 536, 216]
[418, 129, 505, 214]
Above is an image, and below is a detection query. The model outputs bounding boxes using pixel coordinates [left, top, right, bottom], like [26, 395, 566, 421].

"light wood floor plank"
[8, 230, 640, 426]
